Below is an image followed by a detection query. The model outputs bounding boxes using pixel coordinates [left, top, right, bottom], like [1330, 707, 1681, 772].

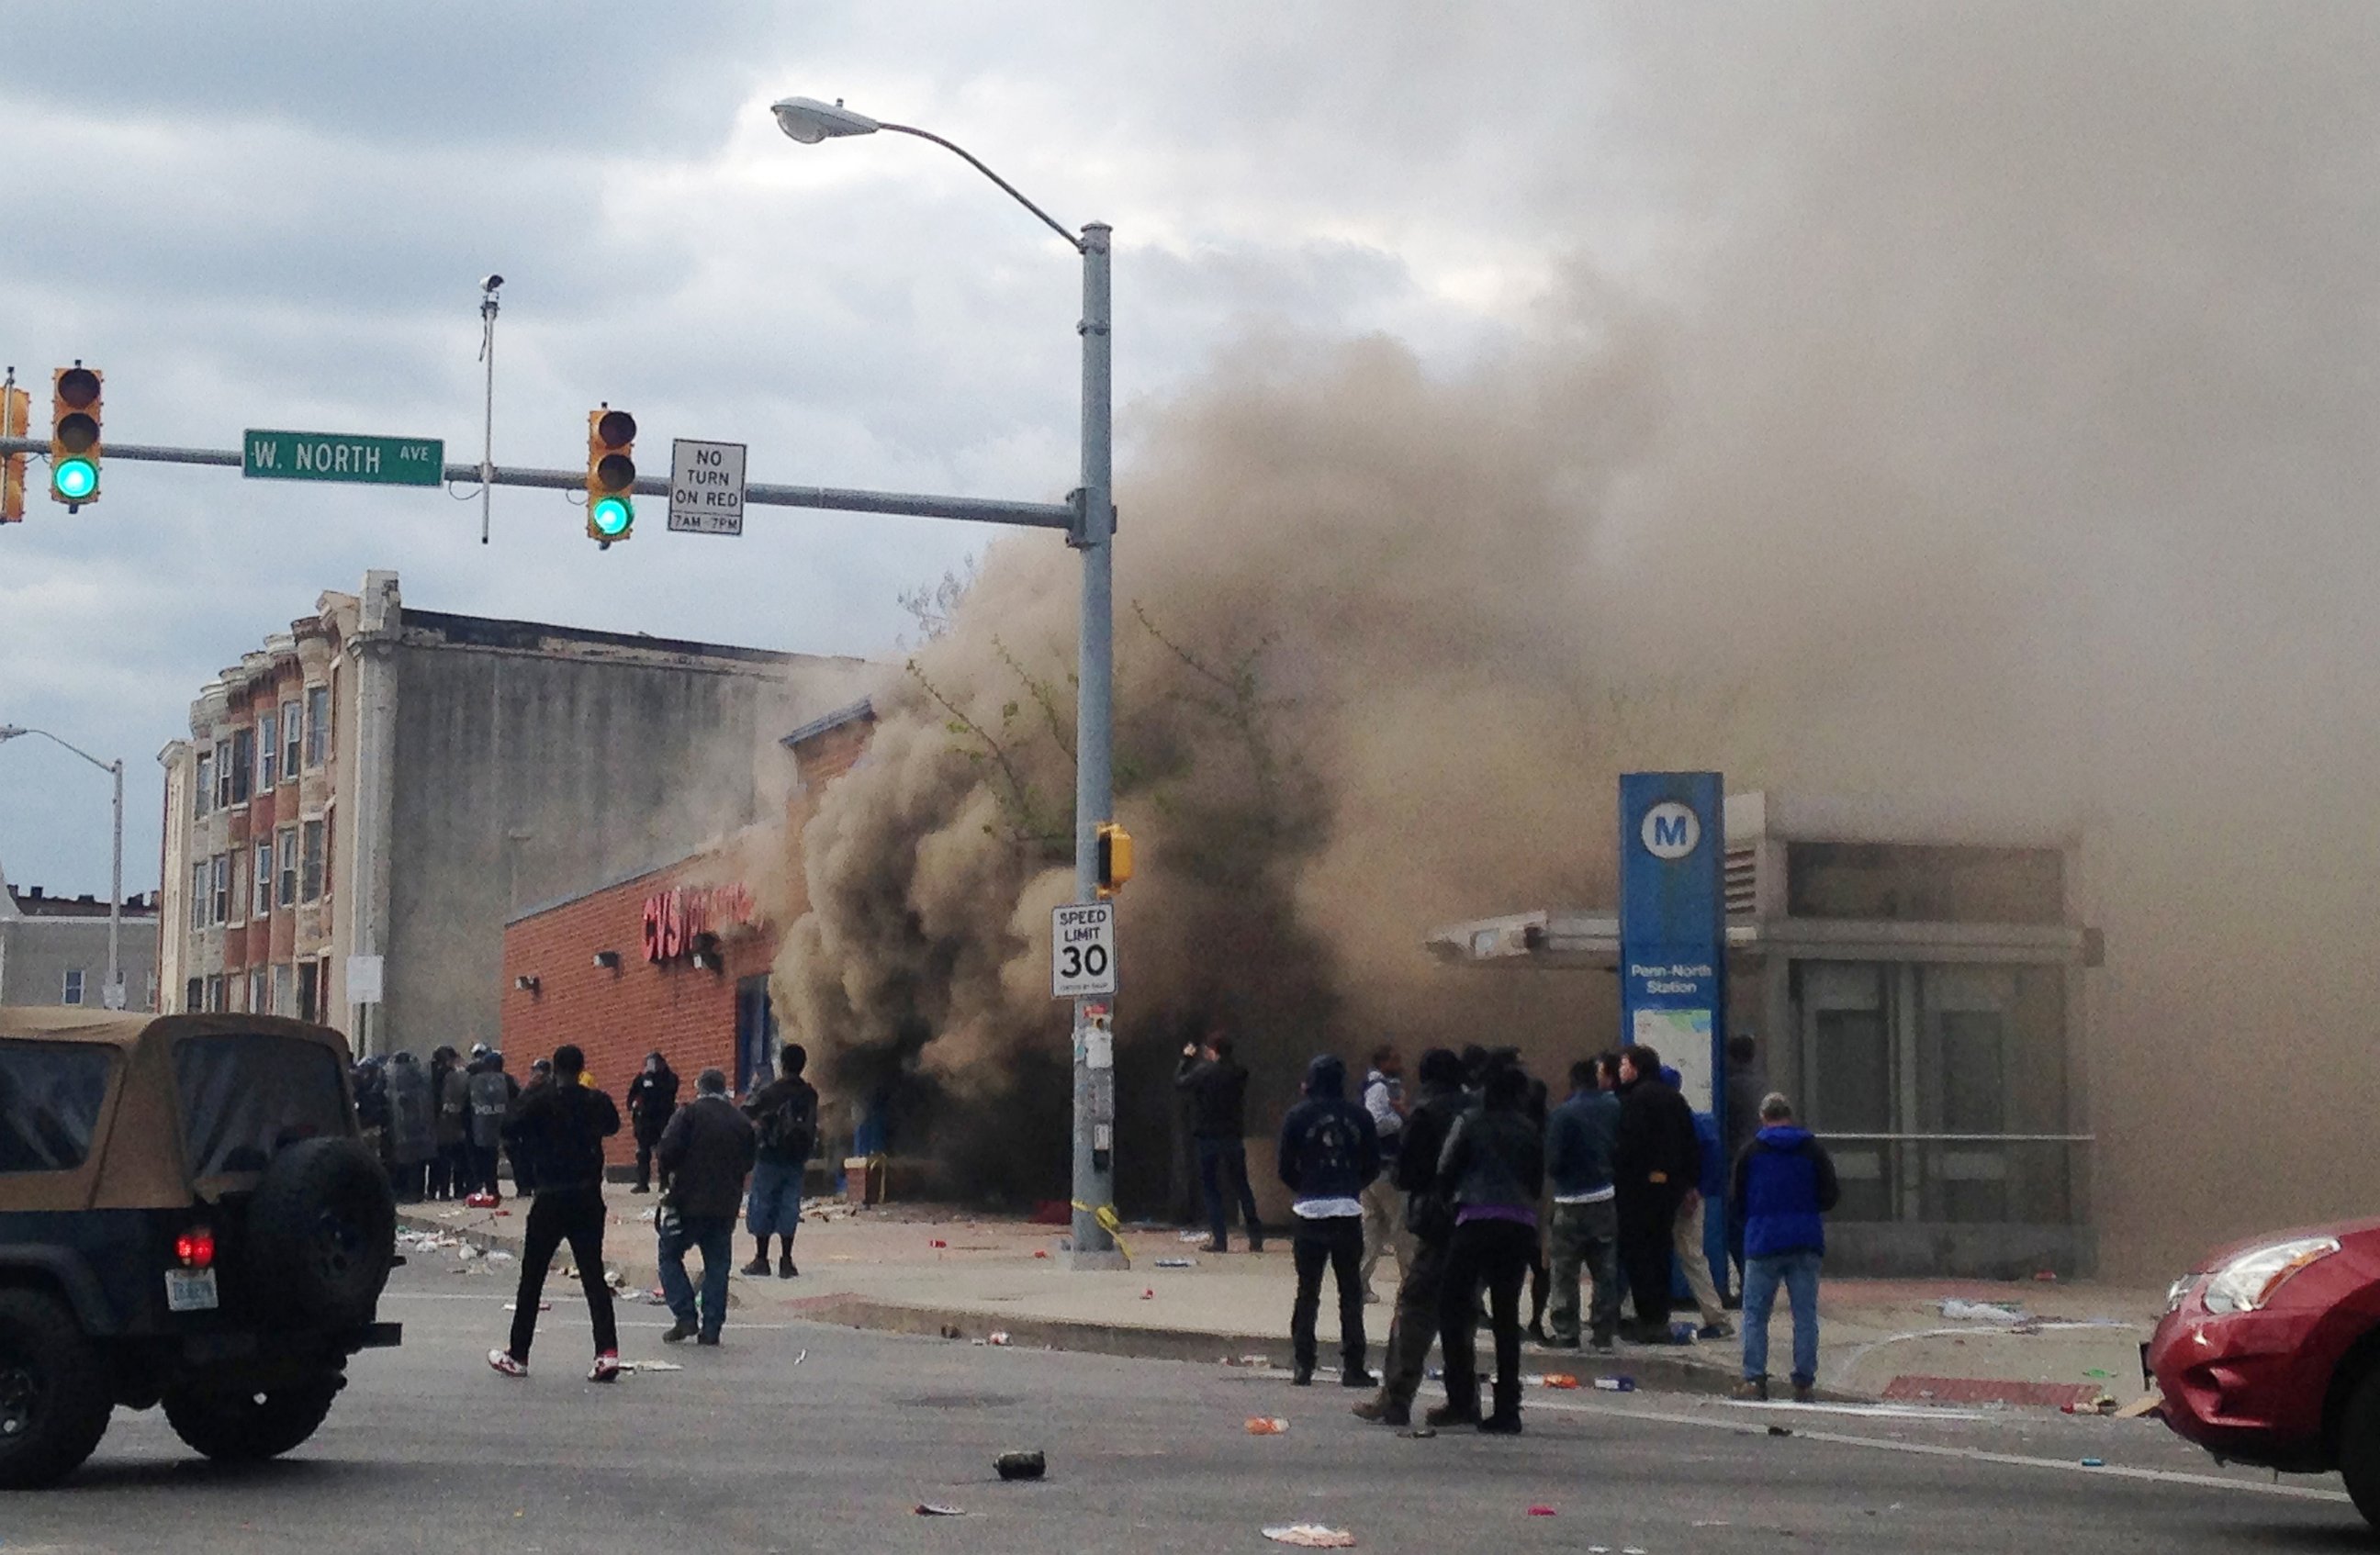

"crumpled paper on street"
[1263, 1527, 1354, 1549]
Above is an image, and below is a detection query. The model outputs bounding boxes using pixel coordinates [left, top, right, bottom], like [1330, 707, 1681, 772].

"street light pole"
[770, 97, 1123, 1266]
[0, 723, 127, 1009]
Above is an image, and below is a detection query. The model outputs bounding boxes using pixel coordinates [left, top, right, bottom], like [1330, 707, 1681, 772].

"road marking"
[1531, 1396, 2353, 1504]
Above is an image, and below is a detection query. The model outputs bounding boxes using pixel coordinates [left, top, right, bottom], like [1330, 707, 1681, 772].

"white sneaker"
[488, 1348, 527, 1378]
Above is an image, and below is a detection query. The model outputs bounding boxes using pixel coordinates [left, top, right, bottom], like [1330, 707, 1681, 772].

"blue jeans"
[657, 1211, 735, 1337]
[1741, 1248, 1823, 1386]
[747, 1158, 803, 1238]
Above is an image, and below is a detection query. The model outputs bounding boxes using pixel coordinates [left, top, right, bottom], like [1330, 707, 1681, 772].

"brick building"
[499, 698, 876, 1167]
[157, 571, 874, 1057]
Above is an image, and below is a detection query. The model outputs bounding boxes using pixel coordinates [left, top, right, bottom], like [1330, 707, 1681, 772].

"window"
[205, 975, 225, 1012]
[61, 969, 85, 1006]
[216, 746, 234, 809]
[229, 728, 253, 805]
[0, 1043, 115, 1173]
[144, 973, 158, 1013]
[298, 960, 320, 1023]
[272, 965, 292, 1020]
[174, 1034, 347, 1177]
[191, 863, 208, 933]
[301, 820, 325, 903]
[195, 752, 213, 817]
[185, 978, 203, 1013]
[210, 855, 230, 925]
[253, 841, 275, 917]
[305, 686, 330, 767]
[282, 700, 301, 780]
[277, 826, 298, 907]
[227, 851, 245, 927]
[257, 712, 277, 790]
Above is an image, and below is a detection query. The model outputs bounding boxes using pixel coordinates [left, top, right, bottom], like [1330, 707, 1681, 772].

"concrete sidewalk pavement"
[397, 1190, 2163, 1404]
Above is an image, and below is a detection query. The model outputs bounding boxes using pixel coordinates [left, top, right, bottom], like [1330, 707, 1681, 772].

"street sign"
[1051, 901, 1117, 999]
[668, 438, 747, 535]
[244, 430, 443, 487]
[347, 954, 385, 1004]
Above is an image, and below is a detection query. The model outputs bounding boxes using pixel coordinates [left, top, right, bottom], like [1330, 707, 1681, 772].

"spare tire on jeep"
[243, 1137, 396, 1329]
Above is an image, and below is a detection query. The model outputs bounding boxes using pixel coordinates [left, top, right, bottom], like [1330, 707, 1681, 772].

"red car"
[2149, 1215, 2380, 1527]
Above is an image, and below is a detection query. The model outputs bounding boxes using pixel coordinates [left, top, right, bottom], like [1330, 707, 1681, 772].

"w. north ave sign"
[243, 430, 444, 487]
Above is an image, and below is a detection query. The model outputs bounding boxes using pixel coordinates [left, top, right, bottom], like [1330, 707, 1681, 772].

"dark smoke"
[774, 6, 2380, 1270]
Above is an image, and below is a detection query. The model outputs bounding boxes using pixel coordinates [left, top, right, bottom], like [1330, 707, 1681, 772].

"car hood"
[2190, 1214, 2380, 1273]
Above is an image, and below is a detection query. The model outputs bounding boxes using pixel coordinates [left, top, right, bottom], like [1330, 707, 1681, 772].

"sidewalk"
[397, 1190, 2161, 1404]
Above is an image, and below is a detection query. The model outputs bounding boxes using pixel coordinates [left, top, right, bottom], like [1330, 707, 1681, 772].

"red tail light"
[175, 1226, 216, 1270]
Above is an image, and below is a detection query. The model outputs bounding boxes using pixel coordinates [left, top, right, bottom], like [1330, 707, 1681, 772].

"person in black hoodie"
[1431, 1063, 1546, 1434]
[626, 1051, 680, 1195]
[1353, 1046, 1467, 1428]
[1612, 1043, 1701, 1341]
[1276, 1053, 1382, 1387]
[488, 1045, 623, 1382]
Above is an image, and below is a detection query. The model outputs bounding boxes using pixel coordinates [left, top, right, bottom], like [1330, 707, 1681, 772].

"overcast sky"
[0, 4, 1670, 896]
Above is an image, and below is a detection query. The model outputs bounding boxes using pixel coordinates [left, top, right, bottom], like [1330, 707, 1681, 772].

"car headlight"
[2201, 1236, 2341, 1314]
[2165, 1274, 2197, 1313]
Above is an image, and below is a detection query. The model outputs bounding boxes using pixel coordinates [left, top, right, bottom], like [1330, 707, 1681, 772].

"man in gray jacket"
[655, 1068, 758, 1346]
[1544, 1055, 1623, 1351]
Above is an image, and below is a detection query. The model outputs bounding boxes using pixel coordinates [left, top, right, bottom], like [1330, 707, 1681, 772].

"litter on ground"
[994, 1449, 1046, 1481]
[1527, 1505, 1556, 1516]
[1246, 1416, 1289, 1436]
[1940, 1299, 2024, 1324]
[1153, 1258, 1196, 1269]
[915, 1503, 967, 1516]
[622, 1360, 683, 1373]
[1540, 1374, 1580, 1390]
[1263, 1526, 1354, 1549]
[987, 1331, 1012, 1347]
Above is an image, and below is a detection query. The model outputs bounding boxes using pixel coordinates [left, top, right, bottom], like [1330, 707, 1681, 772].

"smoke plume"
[775, 6, 2380, 1271]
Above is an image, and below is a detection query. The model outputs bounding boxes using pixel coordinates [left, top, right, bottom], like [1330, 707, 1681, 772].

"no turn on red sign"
[1051, 901, 1117, 1000]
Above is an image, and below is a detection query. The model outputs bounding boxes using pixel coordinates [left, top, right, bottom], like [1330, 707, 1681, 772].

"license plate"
[164, 1269, 219, 1313]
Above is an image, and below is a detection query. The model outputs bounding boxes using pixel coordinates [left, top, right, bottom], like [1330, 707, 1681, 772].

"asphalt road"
[3, 1262, 2367, 1553]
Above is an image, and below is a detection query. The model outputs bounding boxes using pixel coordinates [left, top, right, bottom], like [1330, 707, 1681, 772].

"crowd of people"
[477, 1040, 820, 1380]
[1185, 1034, 1840, 1435]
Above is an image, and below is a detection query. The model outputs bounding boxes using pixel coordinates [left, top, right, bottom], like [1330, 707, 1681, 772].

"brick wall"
[500, 860, 775, 1166]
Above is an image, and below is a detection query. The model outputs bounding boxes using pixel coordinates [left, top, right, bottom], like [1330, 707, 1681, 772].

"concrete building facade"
[0, 868, 160, 1012]
[1430, 789, 2099, 1280]
[158, 571, 871, 1058]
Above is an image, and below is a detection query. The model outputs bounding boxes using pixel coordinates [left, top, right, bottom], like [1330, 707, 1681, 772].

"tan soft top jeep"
[0, 1009, 399, 1487]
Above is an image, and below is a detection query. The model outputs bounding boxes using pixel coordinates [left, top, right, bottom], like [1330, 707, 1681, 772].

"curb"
[396, 1209, 1851, 1402]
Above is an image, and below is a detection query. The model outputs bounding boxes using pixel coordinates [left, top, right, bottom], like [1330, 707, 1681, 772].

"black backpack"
[757, 1084, 817, 1160]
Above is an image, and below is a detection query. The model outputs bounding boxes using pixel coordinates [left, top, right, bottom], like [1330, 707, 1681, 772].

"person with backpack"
[1276, 1053, 1383, 1388]
[488, 1044, 623, 1382]
[742, 1044, 818, 1278]
[655, 1068, 757, 1346]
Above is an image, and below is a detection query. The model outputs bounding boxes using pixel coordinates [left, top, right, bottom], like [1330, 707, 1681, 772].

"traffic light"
[1, 384, 28, 523]
[586, 407, 635, 543]
[1095, 822, 1134, 896]
[50, 364, 101, 509]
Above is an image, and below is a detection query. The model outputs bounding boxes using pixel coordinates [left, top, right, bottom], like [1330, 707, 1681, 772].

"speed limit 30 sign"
[1052, 901, 1117, 999]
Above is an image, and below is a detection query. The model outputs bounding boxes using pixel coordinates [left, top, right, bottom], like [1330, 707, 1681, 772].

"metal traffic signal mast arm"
[0, 432, 1082, 532]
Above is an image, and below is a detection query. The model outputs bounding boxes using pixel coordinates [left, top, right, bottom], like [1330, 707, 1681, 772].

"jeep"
[0, 1008, 399, 1487]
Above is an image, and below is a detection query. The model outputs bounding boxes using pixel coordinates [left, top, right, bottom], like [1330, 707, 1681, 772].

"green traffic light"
[52, 458, 96, 501]
[590, 495, 633, 537]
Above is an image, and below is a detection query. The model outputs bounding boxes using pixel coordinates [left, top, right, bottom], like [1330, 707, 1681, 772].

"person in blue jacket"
[1732, 1092, 1841, 1402]
[1277, 1054, 1383, 1388]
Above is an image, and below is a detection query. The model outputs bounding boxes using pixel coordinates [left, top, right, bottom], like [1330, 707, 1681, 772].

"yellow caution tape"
[1070, 1200, 1132, 1264]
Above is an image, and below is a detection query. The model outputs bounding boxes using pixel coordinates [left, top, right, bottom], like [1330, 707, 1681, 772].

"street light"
[0, 724, 126, 1011]
[771, 95, 1123, 1269]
